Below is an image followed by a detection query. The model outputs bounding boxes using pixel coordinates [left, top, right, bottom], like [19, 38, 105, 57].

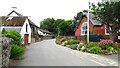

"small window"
[105, 26, 111, 35]
[26, 24, 28, 32]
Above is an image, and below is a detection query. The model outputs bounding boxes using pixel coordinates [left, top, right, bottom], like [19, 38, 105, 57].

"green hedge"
[10, 44, 25, 59]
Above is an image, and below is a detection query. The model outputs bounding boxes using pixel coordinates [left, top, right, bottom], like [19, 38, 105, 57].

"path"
[15, 39, 118, 66]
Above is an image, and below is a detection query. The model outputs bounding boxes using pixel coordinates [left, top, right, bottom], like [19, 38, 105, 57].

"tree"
[90, 2, 120, 41]
[72, 10, 92, 29]
[40, 18, 74, 36]
[72, 12, 83, 28]
[40, 18, 57, 34]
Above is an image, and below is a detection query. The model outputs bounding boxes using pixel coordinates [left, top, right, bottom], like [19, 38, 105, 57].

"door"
[24, 34, 29, 44]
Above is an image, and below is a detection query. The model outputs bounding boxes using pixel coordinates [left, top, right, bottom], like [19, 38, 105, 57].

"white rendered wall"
[20, 19, 31, 43]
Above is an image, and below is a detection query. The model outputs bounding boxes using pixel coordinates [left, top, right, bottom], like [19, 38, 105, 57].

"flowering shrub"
[56, 36, 120, 55]
[20, 44, 27, 48]
[20, 44, 23, 46]
[23, 47, 26, 48]
[60, 38, 66, 42]
[98, 39, 114, 45]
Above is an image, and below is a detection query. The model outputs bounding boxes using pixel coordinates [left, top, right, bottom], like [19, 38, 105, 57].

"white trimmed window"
[105, 25, 111, 35]
[81, 22, 87, 35]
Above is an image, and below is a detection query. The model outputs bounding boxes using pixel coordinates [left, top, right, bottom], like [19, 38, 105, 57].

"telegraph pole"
[87, 1, 90, 43]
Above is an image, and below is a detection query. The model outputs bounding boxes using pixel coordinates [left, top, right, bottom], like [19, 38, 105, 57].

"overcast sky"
[0, 0, 101, 26]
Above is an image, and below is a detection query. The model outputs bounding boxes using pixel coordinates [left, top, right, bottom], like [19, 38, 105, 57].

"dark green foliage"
[89, 34, 104, 42]
[10, 44, 25, 59]
[2, 29, 22, 45]
[72, 12, 83, 27]
[40, 18, 74, 36]
[77, 44, 85, 51]
[1, 29, 25, 59]
[6, 30, 21, 45]
[1, 28, 8, 34]
[91, 2, 120, 41]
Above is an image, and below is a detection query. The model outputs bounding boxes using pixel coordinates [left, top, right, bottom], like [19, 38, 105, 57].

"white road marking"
[90, 59, 107, 66]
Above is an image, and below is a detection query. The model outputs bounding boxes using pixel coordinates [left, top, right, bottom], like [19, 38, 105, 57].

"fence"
[0, 34, 13, 68]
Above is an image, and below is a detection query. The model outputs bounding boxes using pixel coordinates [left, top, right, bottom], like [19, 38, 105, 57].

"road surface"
[15, 39, 118, 66]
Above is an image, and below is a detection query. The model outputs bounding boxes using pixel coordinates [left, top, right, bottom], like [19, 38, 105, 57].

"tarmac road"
[15, 39, 118, 66]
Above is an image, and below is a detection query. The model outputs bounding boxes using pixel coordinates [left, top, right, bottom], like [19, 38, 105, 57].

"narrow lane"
[15, 39, 118, 66]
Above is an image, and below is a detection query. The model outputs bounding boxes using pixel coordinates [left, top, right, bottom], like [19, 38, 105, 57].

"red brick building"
[74, 13, 119, 40]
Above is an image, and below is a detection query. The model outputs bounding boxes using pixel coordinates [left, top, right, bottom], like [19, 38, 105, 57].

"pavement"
[15, 39, 118, 66]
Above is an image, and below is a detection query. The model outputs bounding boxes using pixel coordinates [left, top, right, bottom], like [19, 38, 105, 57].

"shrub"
[55, 37, 64, 45]
[55, 39, 62, 45]
[61, 41, 68, 45]
[61, 39, 79, 45]
[77, 44, 87, 51]
[88, 46, 103, 54]
[1, 28, 8, 34]
[87, 42, 98, 48]
[98, 39, 114, 45]
[106, 47, 118, 53]
[6, 30, 21, 45]
[1, 29, 22, 45]
[56, 36, 64, 39]
[10, 44, 25, 59]
[98, 39, 114, 50]
[60, 38, 66, 42]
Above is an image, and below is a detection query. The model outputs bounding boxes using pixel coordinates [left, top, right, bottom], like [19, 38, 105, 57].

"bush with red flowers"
[77, 39, 120, 55]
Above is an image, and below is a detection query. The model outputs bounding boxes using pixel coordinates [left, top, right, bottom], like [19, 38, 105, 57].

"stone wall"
[0, 34, 13, 68]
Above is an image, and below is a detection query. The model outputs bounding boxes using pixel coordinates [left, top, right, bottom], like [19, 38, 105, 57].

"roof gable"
[7, 10, 23, 16]
[0, 10, 38, 27]
[74, 12, 102, 31]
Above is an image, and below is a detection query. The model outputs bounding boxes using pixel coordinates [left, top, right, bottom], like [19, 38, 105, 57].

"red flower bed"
[23, 47, 26, 48]
[117, 44, 120, 48]
[66, 39, 71, 41]
[20, 44, 23, 46]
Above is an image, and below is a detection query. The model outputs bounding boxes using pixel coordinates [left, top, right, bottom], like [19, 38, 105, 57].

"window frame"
[81, 22, 87, 35]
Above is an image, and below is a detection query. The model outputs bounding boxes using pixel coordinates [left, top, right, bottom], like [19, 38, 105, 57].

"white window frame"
[118, 36, 120, 39]
[105, 25, 111, 35]
[81, 22, 87, 35]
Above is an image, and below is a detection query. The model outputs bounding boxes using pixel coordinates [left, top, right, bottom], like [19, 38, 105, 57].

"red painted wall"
[75, 17, 93, 36]
[93, 25, 105, 35]
[75, 17, 118, 40]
